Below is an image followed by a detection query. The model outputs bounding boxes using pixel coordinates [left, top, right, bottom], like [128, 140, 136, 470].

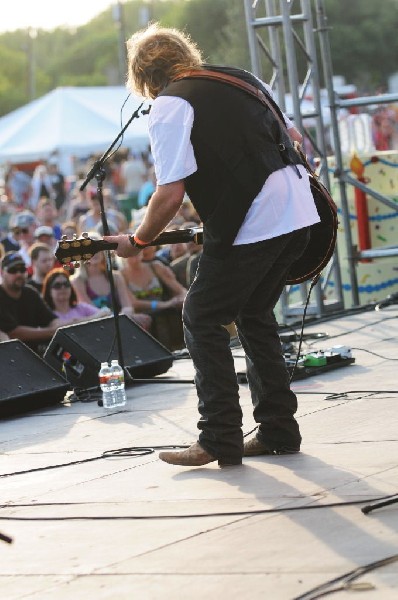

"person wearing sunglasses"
[0, 252, 61, 354]
[1, 211, 37, 268]
[42, 268, 109, 324]
[0, 215, 33, 254]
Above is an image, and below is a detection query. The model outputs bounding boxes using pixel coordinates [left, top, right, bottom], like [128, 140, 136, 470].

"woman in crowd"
[42, 268, 109, 324]
[70, 247, 151, 330]
[29, 165, 55, 211]
[77, 189, 128, 235]
[120, 245, 187, 349]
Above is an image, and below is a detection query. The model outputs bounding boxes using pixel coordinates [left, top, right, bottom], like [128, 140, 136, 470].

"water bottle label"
[109, 374, 124, 384]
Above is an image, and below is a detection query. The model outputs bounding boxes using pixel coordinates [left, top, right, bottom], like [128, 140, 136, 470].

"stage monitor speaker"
[0, 340, 70, 417]
[44, 315, 174, 389]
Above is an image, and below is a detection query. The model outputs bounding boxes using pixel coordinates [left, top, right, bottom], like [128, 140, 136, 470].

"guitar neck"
[55, 227, 203, 266]
[98, 228, 203, 251]
[150, 227, 203, 246]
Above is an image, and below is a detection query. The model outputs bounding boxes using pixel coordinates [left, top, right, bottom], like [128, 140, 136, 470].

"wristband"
[129, 234, 151, 248]
[151, 300, 158, 311]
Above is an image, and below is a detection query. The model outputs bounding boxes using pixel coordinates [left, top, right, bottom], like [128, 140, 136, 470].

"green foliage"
[0, 0, 396, 117]
[325, 0, 398, 91]
[0, 44, 27, 114]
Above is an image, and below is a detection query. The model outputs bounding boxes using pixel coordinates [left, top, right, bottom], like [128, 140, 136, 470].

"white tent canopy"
[0, 86, 150, 175]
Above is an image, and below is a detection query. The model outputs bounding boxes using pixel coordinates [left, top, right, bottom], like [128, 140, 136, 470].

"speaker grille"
[0, 340, 69, 415]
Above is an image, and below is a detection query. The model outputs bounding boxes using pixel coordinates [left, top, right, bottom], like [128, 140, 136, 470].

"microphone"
[141, 105, 152, 115]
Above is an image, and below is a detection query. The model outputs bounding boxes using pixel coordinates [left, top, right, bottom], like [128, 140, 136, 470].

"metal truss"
[243, 0, 344, 322]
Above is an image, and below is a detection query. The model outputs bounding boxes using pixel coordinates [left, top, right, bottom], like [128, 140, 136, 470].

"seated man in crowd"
[0, 252, 60, 353]
[35, 197, 62, 240]
[26, 242, 55, 295]
[34, 225, 57, 252]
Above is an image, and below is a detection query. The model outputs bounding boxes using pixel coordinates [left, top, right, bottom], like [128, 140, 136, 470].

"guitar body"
[286, 176, 338, 285]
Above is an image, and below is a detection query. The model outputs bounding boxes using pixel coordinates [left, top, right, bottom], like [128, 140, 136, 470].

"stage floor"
[1, 306, 397, 599]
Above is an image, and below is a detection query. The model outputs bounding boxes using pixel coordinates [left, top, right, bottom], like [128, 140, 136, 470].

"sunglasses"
[7, 266, 27, 274]
[51, 280, 71, 290]
[13, 228, 30, 234]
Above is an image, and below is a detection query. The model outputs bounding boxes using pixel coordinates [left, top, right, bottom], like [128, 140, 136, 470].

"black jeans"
[182, 227, 310, 463]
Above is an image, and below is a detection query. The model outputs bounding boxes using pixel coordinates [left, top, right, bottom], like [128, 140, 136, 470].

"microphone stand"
[79, 103, 194, 386]
[80, 102, 147, 374]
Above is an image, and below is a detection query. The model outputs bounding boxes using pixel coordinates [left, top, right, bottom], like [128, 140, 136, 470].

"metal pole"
[265, 0, 286, 107]
[315, 0, 359, 305]
[280, 0, 304, 131]
[301, 0, 343, 308]
[113, 1, 127, 85]
[243, 0, 262, 77]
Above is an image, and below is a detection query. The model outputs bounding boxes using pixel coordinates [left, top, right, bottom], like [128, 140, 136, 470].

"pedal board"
[237, 346, 355, 383]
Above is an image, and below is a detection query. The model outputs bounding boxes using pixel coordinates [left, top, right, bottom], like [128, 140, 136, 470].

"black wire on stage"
[293, 554, 398, 600]
[1, 493, 398, 523]
[0, 531, 13, 544]
[0, 445, 189, 479]
[305, 313, 397, 348]
[350, 347, 398, 360]
[1, 389, 397, 478]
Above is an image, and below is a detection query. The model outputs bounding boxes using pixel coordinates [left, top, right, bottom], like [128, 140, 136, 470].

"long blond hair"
[126, 23, 203, 99]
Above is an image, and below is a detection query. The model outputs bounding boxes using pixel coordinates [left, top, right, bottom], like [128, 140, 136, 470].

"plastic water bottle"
[99, 361, 114, 408]
[109, 359, 127, 408]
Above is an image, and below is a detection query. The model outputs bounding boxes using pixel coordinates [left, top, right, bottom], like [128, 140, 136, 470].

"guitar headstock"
[55, 233, 117, 268]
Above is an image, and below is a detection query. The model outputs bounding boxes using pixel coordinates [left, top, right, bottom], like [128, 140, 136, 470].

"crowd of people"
[0, 152, 202, 354]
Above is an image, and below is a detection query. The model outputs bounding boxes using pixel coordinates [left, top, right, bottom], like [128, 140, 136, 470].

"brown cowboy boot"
[244, 435, 300, 456]
[159, 442, 241, 467]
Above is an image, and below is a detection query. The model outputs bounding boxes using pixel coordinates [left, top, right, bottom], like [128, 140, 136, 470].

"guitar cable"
[288, 275, 320, 382]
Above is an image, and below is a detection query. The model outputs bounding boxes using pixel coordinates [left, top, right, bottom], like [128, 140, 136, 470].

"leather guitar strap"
[173, 69, 312, 175]
[173, 69, 290, 135]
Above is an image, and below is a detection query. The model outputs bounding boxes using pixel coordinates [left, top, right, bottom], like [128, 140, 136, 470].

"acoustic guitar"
[56, 181, 337, 286]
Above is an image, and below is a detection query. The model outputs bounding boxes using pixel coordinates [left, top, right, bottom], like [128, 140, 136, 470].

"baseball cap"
[1, 252, 26, 271]
[34, 225, 54, 238]
[10, 211, 36, 230]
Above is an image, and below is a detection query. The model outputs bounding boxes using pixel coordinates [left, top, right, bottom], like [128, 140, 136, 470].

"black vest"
[159, 66, 302, 257]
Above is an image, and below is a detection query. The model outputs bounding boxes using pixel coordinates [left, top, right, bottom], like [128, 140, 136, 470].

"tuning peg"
[82, 232, 89, 238]
[63, 264, 72, 272]
[61, 234, 68, 241]
[72, 234, 77, 239]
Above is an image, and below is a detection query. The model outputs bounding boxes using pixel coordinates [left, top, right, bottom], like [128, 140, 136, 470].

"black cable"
[306, 314, 397, 345]
[67, 388, 101, 403]
[0, 445, 189, 479]
[1, 494, 397, 521]
[350, 347, 398, 360]
[289, 277, 319, 382]
[362, 494, 398, 514]
[293, 554, 398, 600]
[2, 390, 397, 477]
[0, 531, 13, 544]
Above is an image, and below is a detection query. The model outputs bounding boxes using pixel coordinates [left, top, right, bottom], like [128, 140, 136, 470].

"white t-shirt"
[149, 84, 320, 245]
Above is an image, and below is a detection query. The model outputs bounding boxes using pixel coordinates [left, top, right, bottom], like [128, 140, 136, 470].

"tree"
[0, 0, 397, 118]
[324, 0, 398, 91]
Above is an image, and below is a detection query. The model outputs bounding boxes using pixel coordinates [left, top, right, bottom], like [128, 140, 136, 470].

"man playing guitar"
[103, 23, 321, 467]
